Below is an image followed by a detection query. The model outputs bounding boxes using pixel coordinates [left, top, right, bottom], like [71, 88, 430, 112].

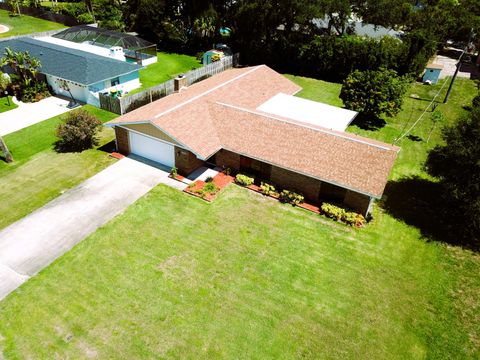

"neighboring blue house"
[0, 37, 142, 106]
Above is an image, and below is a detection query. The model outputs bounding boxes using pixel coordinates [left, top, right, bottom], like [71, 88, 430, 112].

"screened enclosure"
[53, 25, 157, 64]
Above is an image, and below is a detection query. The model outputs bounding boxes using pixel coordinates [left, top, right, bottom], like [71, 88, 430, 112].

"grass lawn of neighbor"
[129, 52, 202, 95]
[0, 105, 117, 230]
[0, 9, 65, 38]
[0, 76, 479, 359]
[0, 96, 17, 113]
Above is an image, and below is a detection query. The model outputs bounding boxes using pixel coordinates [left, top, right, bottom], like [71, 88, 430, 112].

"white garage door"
[129, 131, 175, 168]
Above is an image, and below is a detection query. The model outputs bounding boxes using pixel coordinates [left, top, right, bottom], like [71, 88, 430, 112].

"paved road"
[0, 157, 186, 300]
[0, 96, 71, 136]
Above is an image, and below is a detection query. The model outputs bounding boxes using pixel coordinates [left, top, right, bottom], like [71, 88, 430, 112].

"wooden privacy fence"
[99, 53, 240, 115]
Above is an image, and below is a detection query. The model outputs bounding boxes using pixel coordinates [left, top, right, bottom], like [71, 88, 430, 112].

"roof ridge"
[152, 65, 264, 120]
[214, 101, 397, 152]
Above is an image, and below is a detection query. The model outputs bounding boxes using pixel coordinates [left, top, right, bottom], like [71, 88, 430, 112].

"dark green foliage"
[340, 68, 408, 119]
[54, 109, 102, 153]
[0, 47, 49, 102]
[298, 35, 406, 81]
[425, 108, 480, 245]
[472, 94, 480, 108]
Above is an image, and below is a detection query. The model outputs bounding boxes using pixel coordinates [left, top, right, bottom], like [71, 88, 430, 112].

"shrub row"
[321, 203, 366, 227]
[235, 174, 365, 227]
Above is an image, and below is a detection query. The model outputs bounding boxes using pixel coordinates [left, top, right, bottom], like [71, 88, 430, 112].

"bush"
[235, 174, 254, 186]
[340, 68, 408, 120]
[19, 82, 50, 103]
[321, 203, 366, 227]
[170, 166, 178, 178]
[343, 211, 366, 227]
[205, 176, 214, 183]
[76, 12, 95, 24]
[472, 94, 480, 109]
[321, 203, 346, 221]
[260, 182, 277, 196]
[279, 190, 304, 205]
[195, 181, 219, 198]
[54, 110, 102, 152]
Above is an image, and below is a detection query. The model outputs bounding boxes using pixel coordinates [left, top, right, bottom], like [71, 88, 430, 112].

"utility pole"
[444, 29, 474, 104]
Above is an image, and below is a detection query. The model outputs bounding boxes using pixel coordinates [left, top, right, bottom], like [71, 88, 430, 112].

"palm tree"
[0, 48, 42, 96]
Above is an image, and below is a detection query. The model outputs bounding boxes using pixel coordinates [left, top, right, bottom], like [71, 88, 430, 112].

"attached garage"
[128, 131, 175, 168]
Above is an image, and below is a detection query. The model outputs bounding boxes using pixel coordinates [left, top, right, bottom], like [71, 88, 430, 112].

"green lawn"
[0, 76, 479, 359]
[129, 52, 202, 95]
[0, 105, 118, 229]
[0, 9, 65, 38]
[0, 185, 478, 359]
[0, 96, 17, 113]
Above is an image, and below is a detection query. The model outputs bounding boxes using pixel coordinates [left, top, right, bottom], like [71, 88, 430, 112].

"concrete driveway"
[0, 157, 186, 300]
[0, 96, 72, 136]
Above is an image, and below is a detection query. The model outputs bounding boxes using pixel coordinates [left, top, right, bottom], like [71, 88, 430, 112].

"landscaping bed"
[235, 174, 365, 227]
[183, 172, 234, 201]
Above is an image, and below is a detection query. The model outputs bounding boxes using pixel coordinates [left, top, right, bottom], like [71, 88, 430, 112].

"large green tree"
[425, 106, 480, 246]
[340, 68, 408, 120]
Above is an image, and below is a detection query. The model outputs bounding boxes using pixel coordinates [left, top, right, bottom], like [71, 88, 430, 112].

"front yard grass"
[0, 105, 117, 229]
[0, 9, 65, 38]
[128, 52, 202, 95]
[0, 96, 17, 113]
[0, 184, 478, 359]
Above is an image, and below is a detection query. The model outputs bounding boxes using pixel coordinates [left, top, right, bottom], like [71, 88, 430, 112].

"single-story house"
[0, 37, 142, 106]
[106, 65, 399, 215]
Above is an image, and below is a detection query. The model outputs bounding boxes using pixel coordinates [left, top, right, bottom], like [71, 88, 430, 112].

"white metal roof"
[256, 93, 358, 132]
[37, 36, 124, 61]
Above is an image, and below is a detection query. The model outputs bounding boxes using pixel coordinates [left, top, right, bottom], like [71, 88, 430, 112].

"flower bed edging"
[237, 182, 364, 227]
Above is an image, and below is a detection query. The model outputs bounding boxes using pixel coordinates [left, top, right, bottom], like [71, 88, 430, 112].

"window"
[110, 77, 120, 86]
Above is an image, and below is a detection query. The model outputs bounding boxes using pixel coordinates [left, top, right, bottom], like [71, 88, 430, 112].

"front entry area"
[128, 131, 175, 168]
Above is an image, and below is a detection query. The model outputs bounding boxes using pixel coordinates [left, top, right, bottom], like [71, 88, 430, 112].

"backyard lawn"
[288, 75, 476, 180]
[129, 52, 202, 95]
[0, 75, 479, 359]
[0, 105, 117, 229]
[0, 9, 65, 38]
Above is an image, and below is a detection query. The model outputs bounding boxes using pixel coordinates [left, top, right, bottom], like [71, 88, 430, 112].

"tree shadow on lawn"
[351, 114, 387, 131]
[380, 176, 478, 251]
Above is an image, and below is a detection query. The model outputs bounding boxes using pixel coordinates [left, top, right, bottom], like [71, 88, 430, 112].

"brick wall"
[115, 126, 130, 155]
[270, 166, 322, 202]
[175, 147, 204, 175]
[215, 149, 241, 171]
[344, 190, 372, 216]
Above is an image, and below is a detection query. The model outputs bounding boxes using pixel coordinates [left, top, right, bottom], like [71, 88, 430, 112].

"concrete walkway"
[0, 157, 186, 300]
[0, 96, 72, 136]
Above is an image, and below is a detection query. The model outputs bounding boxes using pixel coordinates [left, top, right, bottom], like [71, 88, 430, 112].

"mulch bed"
[183, 172, 234, 202]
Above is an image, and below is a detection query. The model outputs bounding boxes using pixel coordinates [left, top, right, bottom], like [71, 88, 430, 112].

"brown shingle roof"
[107, 65, 399, 197]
